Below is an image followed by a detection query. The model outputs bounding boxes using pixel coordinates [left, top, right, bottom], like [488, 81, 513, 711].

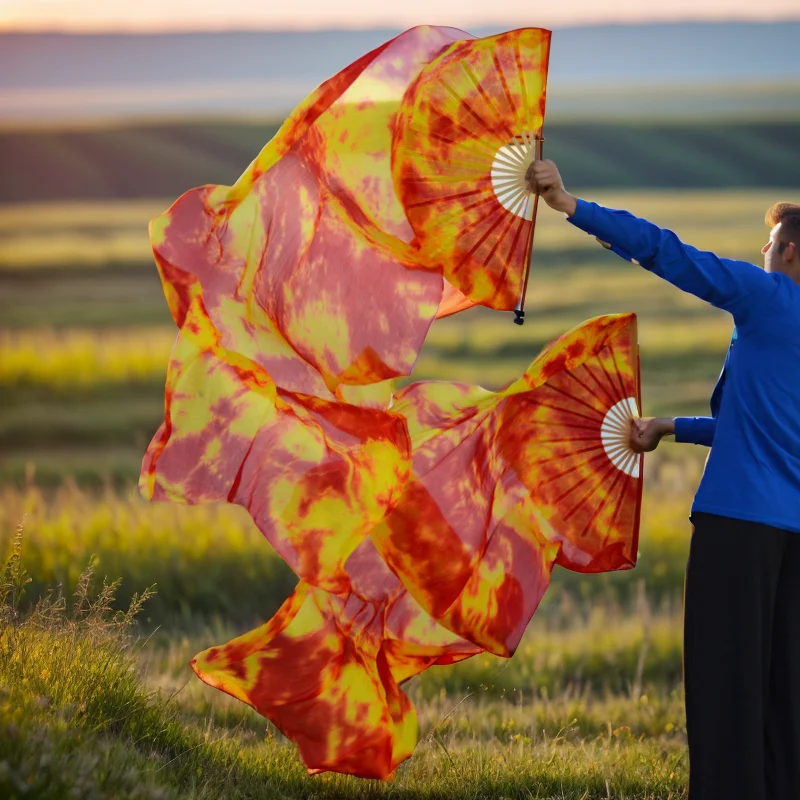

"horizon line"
[3, 14, 800, 35]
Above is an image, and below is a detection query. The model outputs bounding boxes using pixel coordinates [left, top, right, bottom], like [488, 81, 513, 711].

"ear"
[785, 241, 797, 262]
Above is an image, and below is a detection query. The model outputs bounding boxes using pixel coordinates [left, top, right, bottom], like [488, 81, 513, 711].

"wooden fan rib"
[603, 463, 635, 540]
[607, 345, 631, 402]
[619, 453, 639, 478]
[404, 172, 492, 186]
[452, 200, 517, 274]
[493, 189, 526, 209]
[597, 356, 628, 410]
[513, 193, 530, 220]
[603, 433, 631, 451]
[550, 456, 612, 509]
[578, 363, 618, 409]
[491, 173, 525, 188]
[508, 140, 530, 163]
[603, 414, 631, 433]
[531, 419, 599, 434]
[562, 369, 612, 414]
[558, 440, 608, 460]
[477, 208, 520, 270]
[604, 440, 632, 457]
[494, 183, 527, 206]
[605, 446, 633, 466]
[531, 433, 609, 446]
[406, 185, 486, 210]
[496, 156, 529, 176]
[404, 149, 493, 173]
[604, 408, 632, 429]
[492, 173, 525, 192]
[562, 457, 619, 522]
[603, 441, 632, 460]
[535, 400, 603, 426]
[492, 182, 527, 201]
[493, 152, 526, 167]
[492, 165, 524, 182]
[430, 113, 503, 160]
[463, 191, 507, 216]
[536, 442, 608, 473]
[502, 190, 526, 218]
[496, 195, 526, 217]
[442, 194, 505, 236]
[604, 424, 633, 445]
[574, 460, 627, 536]
[493, 147, 527, 168]
[492, 162, 526, 175]
[459, 59, 516, 141]
[493, 176, 525, 192]
[539, 382, 606, 420]
[489, 211, 530, 289]
[415, 190, 500, 231]
[410, 113, 500, 163]
[537, 448, 611, 488]
[521, 193, 534, 221]
[403, 122, 495, 170]
[438, 77, 506, 144]
[513, 43, 532, 128]
[492, 50, 517, 119]
[609, 406, 634, 431]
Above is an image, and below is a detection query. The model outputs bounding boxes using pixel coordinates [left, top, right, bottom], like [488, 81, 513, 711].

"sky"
[2, 0, 799, 31]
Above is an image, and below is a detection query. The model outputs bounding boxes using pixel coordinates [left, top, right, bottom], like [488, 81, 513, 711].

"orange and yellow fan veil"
[140, 25, 644, 782]
[394, 28, 551, 320]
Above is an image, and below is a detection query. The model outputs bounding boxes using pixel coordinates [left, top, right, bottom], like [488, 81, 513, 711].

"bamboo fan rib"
[490, 134, 538, 220]
[601, 397, 640, 478]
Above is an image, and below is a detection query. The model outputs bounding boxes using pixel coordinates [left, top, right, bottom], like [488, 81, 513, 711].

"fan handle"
[513, 136, 545, 326]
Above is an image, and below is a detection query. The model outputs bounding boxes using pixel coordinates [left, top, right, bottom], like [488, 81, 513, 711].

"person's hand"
[525, 159, 577, 215]
[629, 417, 675, 453]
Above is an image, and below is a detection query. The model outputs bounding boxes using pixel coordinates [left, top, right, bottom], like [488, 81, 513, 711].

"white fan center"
[600, 397, 641, 478]
[490, 138, 537, 221]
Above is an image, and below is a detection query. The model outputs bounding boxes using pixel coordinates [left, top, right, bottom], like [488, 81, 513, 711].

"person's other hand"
[525, 159, 577, 215]
[629, 417, 675, 453]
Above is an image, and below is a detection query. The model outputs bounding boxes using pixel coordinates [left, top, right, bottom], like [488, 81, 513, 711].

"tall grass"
[0, 481, 695, 628]
[2, 523, 690, 799]
[0, 485, 297, 625]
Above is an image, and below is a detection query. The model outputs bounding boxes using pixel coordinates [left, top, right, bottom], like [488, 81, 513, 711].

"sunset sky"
[2, 0, 799, 31]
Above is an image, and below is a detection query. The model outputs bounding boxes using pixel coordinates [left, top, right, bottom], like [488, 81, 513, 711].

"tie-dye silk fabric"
[142, 26, 643, 780]
[188, 314, 642, 779]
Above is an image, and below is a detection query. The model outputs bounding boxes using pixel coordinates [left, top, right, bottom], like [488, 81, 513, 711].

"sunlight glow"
[1, 0, 799, 32]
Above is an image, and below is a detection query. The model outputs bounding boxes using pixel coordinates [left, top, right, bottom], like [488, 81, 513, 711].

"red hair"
[765, 203, 800, 252]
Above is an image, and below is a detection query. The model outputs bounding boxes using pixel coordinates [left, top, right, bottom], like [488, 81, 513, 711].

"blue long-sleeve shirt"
[672, 327, 738, 447]
[568, 199, 800, 534]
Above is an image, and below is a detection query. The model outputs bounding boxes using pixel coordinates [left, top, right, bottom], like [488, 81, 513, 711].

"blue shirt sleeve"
[674, 416, 716, 447]
[568, 200, 780, 324]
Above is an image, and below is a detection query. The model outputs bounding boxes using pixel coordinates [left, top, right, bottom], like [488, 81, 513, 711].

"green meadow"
[2, 115, 799, 798]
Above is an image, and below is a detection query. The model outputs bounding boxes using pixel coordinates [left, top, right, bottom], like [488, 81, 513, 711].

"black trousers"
[685, 513, 800, 800]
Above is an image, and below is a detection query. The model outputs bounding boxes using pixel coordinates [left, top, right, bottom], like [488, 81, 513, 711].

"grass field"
[2, 188, 788, 486]
[2, 117, 796, 795]
[2, 118, 800, 206]
[3, 503, 691, 799]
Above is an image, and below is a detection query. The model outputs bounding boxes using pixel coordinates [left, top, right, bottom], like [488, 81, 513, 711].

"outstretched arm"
[630, 416, 716, 452]
[528, 161, 780, 324]
[674, 416, 716, 447]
